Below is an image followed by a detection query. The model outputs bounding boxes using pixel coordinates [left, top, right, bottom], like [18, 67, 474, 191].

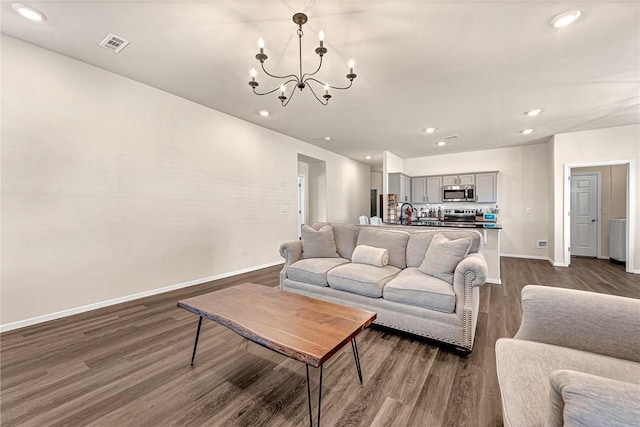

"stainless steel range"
[443, 209, 477, 225]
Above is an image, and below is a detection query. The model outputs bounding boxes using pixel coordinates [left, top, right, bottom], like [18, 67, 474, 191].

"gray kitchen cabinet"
[426, 176, 443, 203]
[475, 172, 498, 203]
[411, 177, 426, 203]
[443, 174, 475, 186]
[412, 176, 442, 203]
[389, 173, 411, 203]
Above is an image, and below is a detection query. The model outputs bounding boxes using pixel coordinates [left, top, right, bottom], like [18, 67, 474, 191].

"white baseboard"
[485, 278, 502, 285]
[500, 253, 552, 263]
[0, 261, 285, 334]
[634, 269, 640, 275]
[552, 261, 569, 267]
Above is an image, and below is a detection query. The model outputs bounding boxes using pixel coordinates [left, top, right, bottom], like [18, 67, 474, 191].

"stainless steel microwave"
[442, 185, 476, 202]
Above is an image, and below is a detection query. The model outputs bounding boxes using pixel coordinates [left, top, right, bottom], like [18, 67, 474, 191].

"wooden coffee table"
[177, 283, 376, 427]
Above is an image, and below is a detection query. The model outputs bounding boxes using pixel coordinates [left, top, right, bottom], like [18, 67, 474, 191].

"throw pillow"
[351, 245, 389, 267]
[301, 225, 339, 259]
[418, 234, 472, 284]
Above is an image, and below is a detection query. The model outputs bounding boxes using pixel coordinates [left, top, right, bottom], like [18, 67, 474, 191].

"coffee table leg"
[305, 364, 324, 427]
[190, 316, 203, 365]
[351, 338, 363, 384]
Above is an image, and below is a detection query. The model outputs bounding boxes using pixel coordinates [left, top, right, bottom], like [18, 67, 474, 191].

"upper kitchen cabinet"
[411, 176, 443, 203]
[426, 176, 443, 203]
[442, 174, 475, 186]
[475, 172, 498, 203]
[388, 173, 411, 203]
[411, 177, 426, 203]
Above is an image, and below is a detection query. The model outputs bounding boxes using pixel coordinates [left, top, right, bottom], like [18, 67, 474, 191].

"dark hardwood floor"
[1, 257, 638, 426]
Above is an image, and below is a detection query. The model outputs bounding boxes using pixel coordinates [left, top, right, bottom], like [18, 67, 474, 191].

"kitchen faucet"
[399, 203, 414, 225]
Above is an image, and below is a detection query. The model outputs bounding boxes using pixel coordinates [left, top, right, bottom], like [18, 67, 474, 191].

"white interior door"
[570, 174, 598, 257]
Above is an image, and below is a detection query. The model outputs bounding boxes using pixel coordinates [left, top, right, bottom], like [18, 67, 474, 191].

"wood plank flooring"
[2, 257, 638, 426]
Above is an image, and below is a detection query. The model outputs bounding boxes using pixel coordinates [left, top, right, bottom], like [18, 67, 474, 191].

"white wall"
[403, 144, 551, 258]
[551, 125, 639, 271]
[1, 36, 370, 327]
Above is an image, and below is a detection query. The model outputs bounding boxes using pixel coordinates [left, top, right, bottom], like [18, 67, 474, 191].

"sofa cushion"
[495, 338, 640, 427]
[547, 370, 640, 427]
[301, 225, 339, 259]
[406, 231, 482, 267]
[383, 268, 456, 313]
[356, 228, 410, 269]
[287, 258, 350, 287]
[352, 245, 389, 267]
[311, 222, 358, 260]
[418, 234, 472, 283]
[327, 263, 400, 297]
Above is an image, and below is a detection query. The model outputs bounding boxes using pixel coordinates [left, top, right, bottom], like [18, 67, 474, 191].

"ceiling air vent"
[99, 33, 130, 53]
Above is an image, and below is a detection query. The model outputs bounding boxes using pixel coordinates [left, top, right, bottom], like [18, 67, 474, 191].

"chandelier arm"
[304, 77, 354, 91]
[306, 82, 329, 106]
[301, 55, 324, 81]
[252, 78, 299, 96]
[260, 62, 300, 82]
[281, 83, 298, 107]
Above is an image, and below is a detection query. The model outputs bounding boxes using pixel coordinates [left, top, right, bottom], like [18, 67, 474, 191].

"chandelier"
[248, 12, 357, 106]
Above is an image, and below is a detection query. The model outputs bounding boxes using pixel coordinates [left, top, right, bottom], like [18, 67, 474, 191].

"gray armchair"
[495, 285, 640, 427]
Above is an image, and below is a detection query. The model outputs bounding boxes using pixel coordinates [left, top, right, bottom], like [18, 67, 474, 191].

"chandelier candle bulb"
[324, 84, 330, 95]
[258, 37, 264, 53]
[349, 59, 355, 74]
[319, 30, 324, 47]
[250, 68, 257, 81]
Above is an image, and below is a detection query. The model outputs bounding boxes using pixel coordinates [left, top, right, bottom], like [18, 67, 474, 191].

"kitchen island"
[380, 221, 501, 284]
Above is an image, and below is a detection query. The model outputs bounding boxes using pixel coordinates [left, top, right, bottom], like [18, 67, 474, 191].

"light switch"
[281, 205, 289, 212]
[525, 207, 532, 214]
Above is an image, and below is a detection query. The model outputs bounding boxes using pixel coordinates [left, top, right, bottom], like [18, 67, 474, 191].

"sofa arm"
[514, 285, 640, 363]
[547, 370, 640, 427]
[279, 240, 302, 266]
[454, 252, 488, 287]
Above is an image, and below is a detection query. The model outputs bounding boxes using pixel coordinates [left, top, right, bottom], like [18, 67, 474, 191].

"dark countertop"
[384, 221, 502, 229]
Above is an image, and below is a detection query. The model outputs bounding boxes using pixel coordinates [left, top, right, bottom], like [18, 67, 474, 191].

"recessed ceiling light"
[424, 127, 437, 134]
[549, 10, 581, 28]
[324, 136, 332, 142]
[525, 108, 543, 117]
[436, 141, 446, 146]
[12, 3, 47, 21]
[257, 109, 270, 117]
[365, 155, 372, 160]
[521, 129, 534, 135]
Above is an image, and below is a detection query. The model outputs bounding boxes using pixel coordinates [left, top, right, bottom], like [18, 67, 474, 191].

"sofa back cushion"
[406, 230, 482, 268]
[311, 222, 358, 259]
[301, 225, 339, 259]
[356, 228, 410, 269]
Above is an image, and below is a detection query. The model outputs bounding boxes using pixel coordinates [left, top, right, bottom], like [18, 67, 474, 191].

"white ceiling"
[2, 1, 639, 169]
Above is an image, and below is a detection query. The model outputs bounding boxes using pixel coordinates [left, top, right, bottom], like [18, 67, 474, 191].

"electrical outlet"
[525, 207, 532, 214]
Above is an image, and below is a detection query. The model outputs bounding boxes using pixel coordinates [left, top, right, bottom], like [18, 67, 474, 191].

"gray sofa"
[496, 285, 640, 427]
[279, 223, 490, 352]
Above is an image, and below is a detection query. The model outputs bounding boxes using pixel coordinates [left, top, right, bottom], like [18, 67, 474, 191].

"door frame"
[297, 174, 306, 239]
[563, 160, 636, 273]
[570, 172, 601, 258]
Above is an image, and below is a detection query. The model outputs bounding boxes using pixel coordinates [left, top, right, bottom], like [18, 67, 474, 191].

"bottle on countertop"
[437, 207, 442, 220]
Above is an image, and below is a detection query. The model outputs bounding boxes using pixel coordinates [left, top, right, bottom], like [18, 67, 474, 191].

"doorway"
[570, 173, 599, 257]
[370, 189, 378, 217]
[564, 161, 635, 273]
